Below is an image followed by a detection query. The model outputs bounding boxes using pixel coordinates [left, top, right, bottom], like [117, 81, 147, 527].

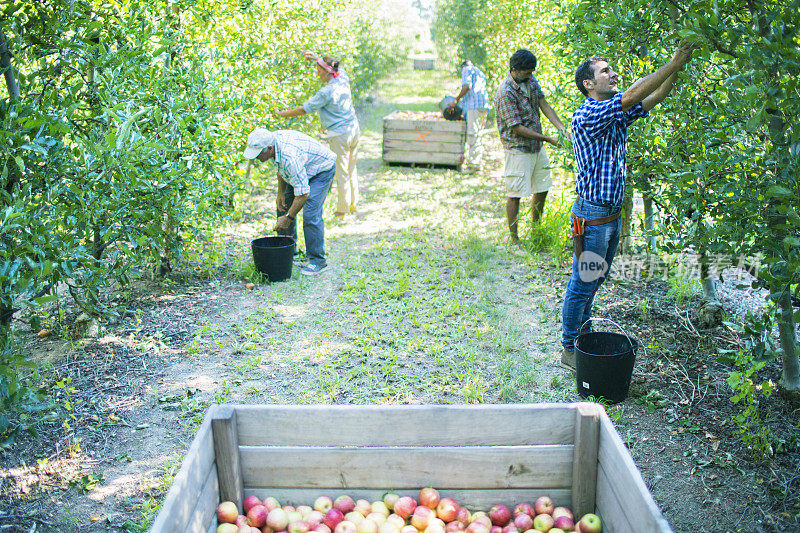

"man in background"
[448, 60, 491, 173]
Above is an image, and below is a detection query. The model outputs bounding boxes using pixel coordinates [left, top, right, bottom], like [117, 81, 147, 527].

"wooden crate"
[150, 404, 671, 533]
[382, 113, 466, 169]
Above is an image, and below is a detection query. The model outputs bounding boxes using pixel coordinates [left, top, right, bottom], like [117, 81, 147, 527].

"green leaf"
[766, 185, 793, 198]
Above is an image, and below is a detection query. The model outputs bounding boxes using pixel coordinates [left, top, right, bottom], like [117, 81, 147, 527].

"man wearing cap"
[447, 60, 491, 173]
[243, 128, 336, 275]
[494, 49, 567, 242]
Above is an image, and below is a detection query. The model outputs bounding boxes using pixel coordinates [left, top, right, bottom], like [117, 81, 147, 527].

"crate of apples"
[215, 487, 602, 533]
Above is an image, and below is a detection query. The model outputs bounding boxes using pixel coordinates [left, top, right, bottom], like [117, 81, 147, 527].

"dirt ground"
[1, 67, 799, 533]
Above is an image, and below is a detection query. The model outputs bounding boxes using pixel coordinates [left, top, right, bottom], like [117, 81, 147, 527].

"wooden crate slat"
[184, 465, 219, 533]
[596, 414, 672, 532]
[233, 404, 576, 446]
[384, 130, 468, 143]
[571, 403, 600, 518]
[382, 149, 463, 166]
[595, 461, 637, 533]
[239, 445, 573, 489]
[382, 139, 465, 154]
[383, 118, 465, 133]
[149, 409, 217, 532]
[242, 488, 573, 511]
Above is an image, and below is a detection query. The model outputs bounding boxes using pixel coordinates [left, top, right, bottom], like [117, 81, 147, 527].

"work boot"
[560, 348, 576, 371]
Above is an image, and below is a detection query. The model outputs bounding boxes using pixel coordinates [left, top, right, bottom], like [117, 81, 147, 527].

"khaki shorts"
[503, 148, 552, 197]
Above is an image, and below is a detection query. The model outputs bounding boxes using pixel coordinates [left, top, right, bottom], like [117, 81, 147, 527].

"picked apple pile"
[215, 488, 602, 533]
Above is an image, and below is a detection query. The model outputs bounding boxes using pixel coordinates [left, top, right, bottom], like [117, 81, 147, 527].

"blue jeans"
[277, 166, 335, 267]
[561, 197, 622, 350]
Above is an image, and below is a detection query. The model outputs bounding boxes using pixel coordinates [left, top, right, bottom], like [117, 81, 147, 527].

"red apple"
[238, 516, 250, 527]
[244, 496, 263, 515]
[251, 528, 263, 533]
[501, 525, 517, 533]
[315, 526, 332, 533]
[248, 506, 269, 529]
[261, 526, 275, 533]
[264, 498, 281, 512]
[549, 529, 565, 533]
[285, 507, 297, 513]
[366, 513, 387, 526]
[393, 496, 417, 519]
[532, 514, 553, 533]
[436, 498, 459, 523]
[455, 507, 471, 525]
[383, 493, 400, 511]
[325, 509, 346, 530]
[335, 522, 358, 533]
[218, 502, 240, 524]
[355, 500, 373, 517]
[513, 514, 533, 532]
[218, 525, 239, 533]
[465, 522, 490, 533]
[576, 514, 601, 533]
[470, 514, 491, 529]
[307, 511, 325, 525]
[489, 505, 511, 527]
[411, 505, 436, 530]
[298, 507, 314, 518]
[533, 497, 553, 517]
[400, 527, 418, 533]
[419, 488, 440, 509]
[553, 516, 574, 531]
[551, 508, 573, 521]
[512, 504, 535, 520]
[335, 496, 356, 514]
[315, 497, 334, 513]
[267, 509, 290, 531]
[445, 521, 465, 533]
[490, 527, 502, 533]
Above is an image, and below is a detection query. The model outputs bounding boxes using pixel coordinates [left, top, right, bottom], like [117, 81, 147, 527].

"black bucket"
[576, 331, 637, 404]
[251, 236, 295, 282]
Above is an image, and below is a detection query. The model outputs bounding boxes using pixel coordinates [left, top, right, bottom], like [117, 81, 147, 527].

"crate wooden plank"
[149, 409, 216, 532]
[239, 445, 573, 489]
[233, 404, 576, 446]
[595, 461, 636, 533]
[212, 405, 244, 508]
[382, 139, 464, 154]
[184, 465, 219, 533]
[384, 130, 467, 143]
[382, 149, 463, 166]
[571, 402, 600, 519]
[596, 413, 672, 532]
[242, 488, 573, 511]
[384, 118, 465, 133]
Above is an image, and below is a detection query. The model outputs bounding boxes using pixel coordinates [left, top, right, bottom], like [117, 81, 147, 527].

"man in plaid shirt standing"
[560, 44, 696, 369]
[495, 49, 567, 242]
[244, 128, 336, 275]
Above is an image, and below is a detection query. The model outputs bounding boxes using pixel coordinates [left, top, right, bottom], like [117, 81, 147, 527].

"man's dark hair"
[509, 49, 537, 72]
[575, 56, 607, 96]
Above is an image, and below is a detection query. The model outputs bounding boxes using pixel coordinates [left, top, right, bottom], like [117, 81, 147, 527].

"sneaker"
[301, 263, 328, 276]
[559, 348, 576, 371]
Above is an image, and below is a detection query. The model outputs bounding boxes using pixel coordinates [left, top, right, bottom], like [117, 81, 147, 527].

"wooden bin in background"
[382, 114, 466, 170]
[149, 404, 671, 533]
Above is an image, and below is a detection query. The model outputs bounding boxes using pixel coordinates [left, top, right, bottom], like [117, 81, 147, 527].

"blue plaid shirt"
[459, 64, 490, 110]
[572, 92, 648, 206]
[273, 130, 336, 195]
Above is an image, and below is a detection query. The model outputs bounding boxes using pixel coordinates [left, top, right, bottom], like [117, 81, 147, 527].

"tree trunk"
[619, 192, 633, 253]
[777, 290, 800, 391]
[0, 26, 19, 100]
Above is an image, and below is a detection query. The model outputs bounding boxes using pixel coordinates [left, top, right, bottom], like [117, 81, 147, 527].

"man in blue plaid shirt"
[560, 44, 696, 369]
[244, 128, 336, 275]
[448, 60, 491, 172]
